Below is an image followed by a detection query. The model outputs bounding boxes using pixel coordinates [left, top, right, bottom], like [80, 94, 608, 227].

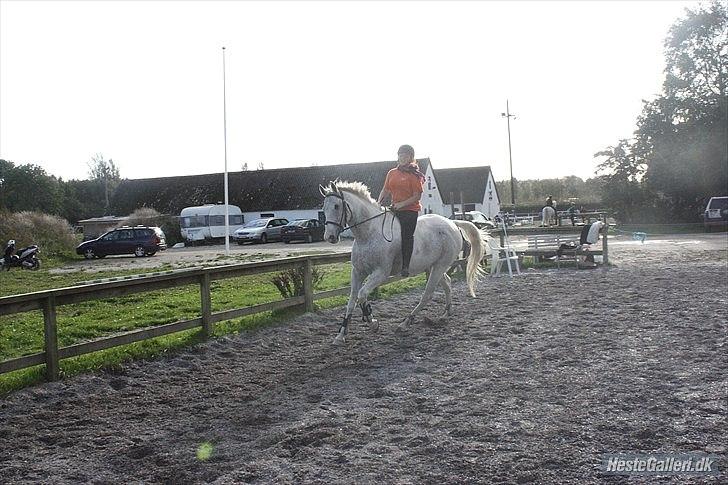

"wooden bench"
[492, 220, 610, 267]
[520, 234, 603, 269]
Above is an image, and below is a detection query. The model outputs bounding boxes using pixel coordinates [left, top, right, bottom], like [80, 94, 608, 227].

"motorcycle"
[1, 240, 41, 271]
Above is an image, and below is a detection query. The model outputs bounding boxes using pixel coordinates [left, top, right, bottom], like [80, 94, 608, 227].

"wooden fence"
[0, 252, 358, 381]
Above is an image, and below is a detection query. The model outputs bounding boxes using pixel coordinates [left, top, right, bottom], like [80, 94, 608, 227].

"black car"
[281, 219, 325, 243]
[76, 226, 167, 259]
[449, 211, 496, 230]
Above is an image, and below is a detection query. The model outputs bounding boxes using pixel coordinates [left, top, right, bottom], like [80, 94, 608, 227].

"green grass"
[0, 259, 426, 395]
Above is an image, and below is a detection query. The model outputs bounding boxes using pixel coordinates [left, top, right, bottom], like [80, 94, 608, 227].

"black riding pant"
[395, 210, 418, 269]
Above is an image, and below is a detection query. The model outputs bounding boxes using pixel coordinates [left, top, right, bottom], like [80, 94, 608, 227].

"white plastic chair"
[488, 221, 521, 277]
[487, 238, 521, 277]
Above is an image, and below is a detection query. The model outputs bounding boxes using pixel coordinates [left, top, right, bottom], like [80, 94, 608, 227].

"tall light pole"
[222, 46, 230, 256]
[501, 100, 516, 216]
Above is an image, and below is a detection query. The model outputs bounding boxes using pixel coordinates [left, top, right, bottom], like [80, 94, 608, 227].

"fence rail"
[0, 252, 356, 381]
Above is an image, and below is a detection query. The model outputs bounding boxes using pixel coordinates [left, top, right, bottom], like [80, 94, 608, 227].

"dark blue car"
[76, 226, 167, 259]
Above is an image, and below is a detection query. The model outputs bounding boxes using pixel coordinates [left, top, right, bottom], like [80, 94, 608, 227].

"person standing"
[377, 145, 425, 277]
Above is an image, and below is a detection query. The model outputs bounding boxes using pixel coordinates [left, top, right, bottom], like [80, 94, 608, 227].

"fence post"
[303, 259, 314, 312]
[42, 295, 59, 381]
[200, 272, 213, 337]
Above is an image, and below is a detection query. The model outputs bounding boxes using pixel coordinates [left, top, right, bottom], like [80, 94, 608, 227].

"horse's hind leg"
[440, 273, 452, 317]
[398, 266, 448, 333]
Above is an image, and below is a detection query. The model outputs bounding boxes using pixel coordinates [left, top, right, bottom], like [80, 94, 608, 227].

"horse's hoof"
[395, 316, 413, 334]
[332, 327, 347, 345]
[368, 318, 379, 333]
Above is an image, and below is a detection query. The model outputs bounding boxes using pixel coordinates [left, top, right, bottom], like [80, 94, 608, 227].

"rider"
[545, 195, 554, 210]
[376, 145, 425, 277]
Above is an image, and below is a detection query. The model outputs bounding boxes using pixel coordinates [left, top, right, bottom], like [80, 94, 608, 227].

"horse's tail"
[453, 220, 487, 297]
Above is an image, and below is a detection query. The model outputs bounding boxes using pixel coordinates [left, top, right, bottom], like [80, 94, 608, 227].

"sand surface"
[2, 233, 726, 483]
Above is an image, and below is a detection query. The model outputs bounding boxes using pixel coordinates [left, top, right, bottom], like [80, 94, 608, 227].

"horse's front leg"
[333, 267, 365, 345]
[351, 268, 390, 333]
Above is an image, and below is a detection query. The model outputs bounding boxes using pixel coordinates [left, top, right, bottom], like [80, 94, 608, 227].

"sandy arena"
[1, 233, 726, 483]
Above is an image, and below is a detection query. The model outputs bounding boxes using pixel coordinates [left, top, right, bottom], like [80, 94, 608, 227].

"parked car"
[450, 211, 496, 230]
[232, 217, 289, 244]
[76, 226, 167, 259]
[281, 219, 325, 243]
[704, 196, 728, 232]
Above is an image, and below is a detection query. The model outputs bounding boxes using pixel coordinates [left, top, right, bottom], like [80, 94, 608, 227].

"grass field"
[0, 256, 428, 395]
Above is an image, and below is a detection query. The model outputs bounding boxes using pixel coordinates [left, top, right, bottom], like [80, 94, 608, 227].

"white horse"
[541, 206, 556, 227]
[320, 181, 487, 345]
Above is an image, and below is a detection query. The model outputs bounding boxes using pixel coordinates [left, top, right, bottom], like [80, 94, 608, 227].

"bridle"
[324, 190, 395, 241]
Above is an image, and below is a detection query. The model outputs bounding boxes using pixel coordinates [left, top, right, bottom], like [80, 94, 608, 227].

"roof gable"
[434, 166, 492, 204]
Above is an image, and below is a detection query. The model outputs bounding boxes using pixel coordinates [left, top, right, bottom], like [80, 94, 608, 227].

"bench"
[519, 234, 603, 269]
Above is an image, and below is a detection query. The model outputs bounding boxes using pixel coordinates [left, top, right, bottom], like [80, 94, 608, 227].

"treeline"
[0, 156, 118, 223]
[495, 176, 603, 211]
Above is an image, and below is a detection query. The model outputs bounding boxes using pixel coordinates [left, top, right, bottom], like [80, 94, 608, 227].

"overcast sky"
[0, 0, 700, 183]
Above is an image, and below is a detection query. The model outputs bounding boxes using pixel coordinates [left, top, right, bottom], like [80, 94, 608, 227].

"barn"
[110, 160, 500, 223]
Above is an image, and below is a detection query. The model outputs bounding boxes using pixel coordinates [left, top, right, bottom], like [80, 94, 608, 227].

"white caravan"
[179, 204, 244, 243]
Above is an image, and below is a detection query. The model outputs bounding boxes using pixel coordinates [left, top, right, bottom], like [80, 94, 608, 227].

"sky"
[0, 0, 702, 183]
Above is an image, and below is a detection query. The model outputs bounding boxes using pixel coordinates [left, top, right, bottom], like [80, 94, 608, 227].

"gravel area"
[1, 233, 726, 483]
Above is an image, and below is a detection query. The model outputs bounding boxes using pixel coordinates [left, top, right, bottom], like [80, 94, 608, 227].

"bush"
[121, 207, 182, 246]
[0, 210, 77, 259]
[271, 266, 325, 299]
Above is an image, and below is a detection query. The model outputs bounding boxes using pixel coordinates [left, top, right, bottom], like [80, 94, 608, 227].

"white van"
[179, 204, 244, 243]
[703, 196, 728, 232]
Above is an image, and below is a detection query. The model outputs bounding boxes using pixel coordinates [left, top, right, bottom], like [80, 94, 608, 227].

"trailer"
[179, 204, 244, 243]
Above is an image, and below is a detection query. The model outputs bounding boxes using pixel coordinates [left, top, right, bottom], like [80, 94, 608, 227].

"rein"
[324, 191, 396, 241]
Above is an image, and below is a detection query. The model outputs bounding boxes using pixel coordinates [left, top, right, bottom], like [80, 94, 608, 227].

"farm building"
[76, 215, 129, 240]
[109, 160, 500, 223]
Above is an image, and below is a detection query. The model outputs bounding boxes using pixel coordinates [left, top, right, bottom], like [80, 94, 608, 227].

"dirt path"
[1, 234, 726, 483]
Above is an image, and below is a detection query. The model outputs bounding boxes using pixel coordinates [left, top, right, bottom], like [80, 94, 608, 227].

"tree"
[88, 154, 121, 215]
[0, 159, 12, 211]
[594, 141, 651, 222]
[0, 161, 62, 214]
[598, 1, 727, 222]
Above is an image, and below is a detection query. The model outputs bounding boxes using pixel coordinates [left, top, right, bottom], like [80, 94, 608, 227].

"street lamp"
[222, 46, 230, 256]
[501, 100, 516, 218]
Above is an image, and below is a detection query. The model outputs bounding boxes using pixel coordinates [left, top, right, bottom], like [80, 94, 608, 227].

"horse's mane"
[327, 181, 378, 206]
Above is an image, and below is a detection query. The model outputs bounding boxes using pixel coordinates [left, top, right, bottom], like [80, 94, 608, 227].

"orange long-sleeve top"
[383, 167, 424, 212]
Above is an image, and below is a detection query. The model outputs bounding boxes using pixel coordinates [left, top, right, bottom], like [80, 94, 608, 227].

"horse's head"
[320, 181, 347, 244]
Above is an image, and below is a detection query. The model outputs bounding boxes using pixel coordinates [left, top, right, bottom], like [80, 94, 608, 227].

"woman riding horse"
[376, 145, 425, 277]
